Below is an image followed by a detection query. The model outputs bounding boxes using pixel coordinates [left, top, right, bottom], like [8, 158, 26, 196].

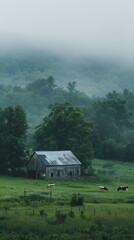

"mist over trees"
[1, 73, 134, 176]
[1, 86, 134, 176]
[82, 89, 134, 162]
[1, 51, 134, 96]
[1, 51, 134, 175]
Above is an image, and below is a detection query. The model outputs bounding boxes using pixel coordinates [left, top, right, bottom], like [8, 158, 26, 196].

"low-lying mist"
[0, 45, 134, 97]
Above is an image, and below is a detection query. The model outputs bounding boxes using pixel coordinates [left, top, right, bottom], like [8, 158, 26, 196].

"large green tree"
[34, 102, 93, 171]
[0, 107, 7, 173]
[4, 105, 28, 175]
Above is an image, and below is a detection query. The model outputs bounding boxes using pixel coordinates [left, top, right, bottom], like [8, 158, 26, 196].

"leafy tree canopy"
[34, 102, 93, 171]
[0, 105, 28, 175]
[67, 81, 76, 93]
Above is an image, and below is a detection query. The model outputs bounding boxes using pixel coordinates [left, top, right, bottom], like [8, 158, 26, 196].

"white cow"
[47, 183, 55, 189]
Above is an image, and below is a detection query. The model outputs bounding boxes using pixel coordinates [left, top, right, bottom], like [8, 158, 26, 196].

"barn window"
[57, 170, 60, 177]
[70, 171, 72, 176]
[51, 173, 53, 177]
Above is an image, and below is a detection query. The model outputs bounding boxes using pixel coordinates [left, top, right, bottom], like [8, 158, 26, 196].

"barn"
[27, 151, 81, 179]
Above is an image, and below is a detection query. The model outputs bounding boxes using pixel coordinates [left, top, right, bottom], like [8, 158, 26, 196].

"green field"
[1, 160, 134, 240]
[92, 158, 134, 182]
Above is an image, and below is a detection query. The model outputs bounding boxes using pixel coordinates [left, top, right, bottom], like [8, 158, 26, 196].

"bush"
[70, 194, 84, 206]
[80, 210, 86, 219]
[40, 209, 48, 216]
[55, 210, 67, 223]
[68, 210, 75, 218]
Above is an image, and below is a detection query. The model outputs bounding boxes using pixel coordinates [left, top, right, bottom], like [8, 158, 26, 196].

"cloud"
[1, 0, 134, 61]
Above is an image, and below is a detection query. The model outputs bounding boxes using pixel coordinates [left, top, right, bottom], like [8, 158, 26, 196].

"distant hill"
[0, 49, 134, 97]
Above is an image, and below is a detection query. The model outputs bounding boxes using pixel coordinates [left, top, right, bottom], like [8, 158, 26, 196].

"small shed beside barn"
[27, 151, 81, 179]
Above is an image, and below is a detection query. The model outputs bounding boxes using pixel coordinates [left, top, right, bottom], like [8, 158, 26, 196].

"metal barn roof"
[35, 151, 81, 166]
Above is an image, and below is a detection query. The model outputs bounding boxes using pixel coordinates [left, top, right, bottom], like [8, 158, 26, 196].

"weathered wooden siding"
[27, 153, 46, 171]
[45, 165, 81, 179]
[27, 153, 46, 178]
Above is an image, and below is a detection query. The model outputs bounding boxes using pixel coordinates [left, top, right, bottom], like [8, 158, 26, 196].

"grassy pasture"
[92, 158, 134, 182]
[0, 174, 133, 202]
[1, 162, 134, 239]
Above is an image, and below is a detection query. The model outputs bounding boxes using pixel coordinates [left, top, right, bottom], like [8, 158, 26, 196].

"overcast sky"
[0, 0, 134, 60]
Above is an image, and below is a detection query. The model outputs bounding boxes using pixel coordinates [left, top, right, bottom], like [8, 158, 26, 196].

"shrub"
[80, 210, 86, 219]
[70, 194, 84, 206]
[55, 210, 67, 223]
[68, 210, 75, 218]
[40, 209, 48, 216]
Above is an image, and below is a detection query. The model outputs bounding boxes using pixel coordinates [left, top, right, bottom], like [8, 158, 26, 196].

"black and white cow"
[99, 186, 108, 191]
[117, 186, 128, 191]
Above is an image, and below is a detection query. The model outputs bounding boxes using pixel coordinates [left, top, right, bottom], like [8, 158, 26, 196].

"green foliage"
[26, 76, 56, 96]
[1, 52, 134, 164]
[100, 138, 121, 160]
[67, 81, 76, 93]
[70, 194, 84, 206]
[82, 90, 134, 162]
[55, 210, 67, 223]
[3, 105, 28, 175]
[68, 210, 75, 218]
[39, 209, 48, 216]
[0, 76, 91, 144]
[80, 210, 86, 219]
[1, 50, 134, 98]
[34, 102, 93, 170]
[0, 105, 28, 175]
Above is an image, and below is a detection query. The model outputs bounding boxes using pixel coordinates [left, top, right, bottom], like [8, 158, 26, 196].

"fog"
[1, 0, 134, 62]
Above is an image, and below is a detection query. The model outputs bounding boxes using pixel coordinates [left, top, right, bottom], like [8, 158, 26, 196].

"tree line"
[82, 89, 134, 162]
[1, 50, 134, 97]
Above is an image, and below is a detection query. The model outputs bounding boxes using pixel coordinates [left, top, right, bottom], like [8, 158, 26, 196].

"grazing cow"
[99, 186, 108, 191]
[117, 186, 128, 191]
[47, 183, 55, 189]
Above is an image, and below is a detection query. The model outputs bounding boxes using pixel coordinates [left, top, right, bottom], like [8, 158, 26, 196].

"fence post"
[94, 209, 95, 216]
[50, 191, 52, 201]
[82, 205, 85, 218]
[101, 207, 103, 216]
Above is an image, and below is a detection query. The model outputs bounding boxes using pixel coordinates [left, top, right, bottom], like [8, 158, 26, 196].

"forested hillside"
[1, 71, 134, 165]
[0, 76, 91, 129]
[1, 50, 134, 173]
[1, 50, 134, 96]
